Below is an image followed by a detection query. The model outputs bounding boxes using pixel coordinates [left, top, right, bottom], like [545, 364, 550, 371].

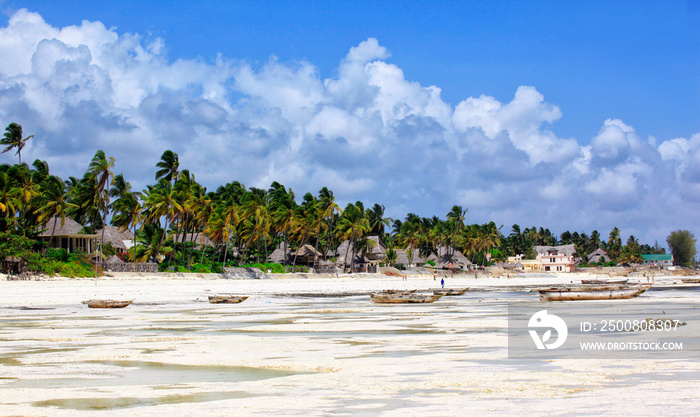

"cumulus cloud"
[0, 9, 697, 244]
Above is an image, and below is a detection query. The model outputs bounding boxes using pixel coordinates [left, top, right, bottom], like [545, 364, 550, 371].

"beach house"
[94, 226, 134, 254]
[37, 217, 98, 255]
[641, 253, 673, 267]
[534, 244, 576, 272]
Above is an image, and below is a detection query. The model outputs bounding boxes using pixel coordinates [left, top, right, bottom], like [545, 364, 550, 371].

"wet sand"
[0, 273, 698, 416]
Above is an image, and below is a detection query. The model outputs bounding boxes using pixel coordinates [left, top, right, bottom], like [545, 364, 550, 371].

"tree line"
[1, 123, 695, 273]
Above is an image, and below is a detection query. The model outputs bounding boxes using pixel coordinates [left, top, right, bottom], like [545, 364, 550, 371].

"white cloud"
[0, 9, 698, 244]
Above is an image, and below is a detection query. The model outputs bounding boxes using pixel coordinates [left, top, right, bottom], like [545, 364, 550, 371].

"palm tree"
[366, 203, 391, 239]
[36, 175, 76, 247]
[269, 182, 297, 265]
[446, 205, 467, 255]
[131, 222, 172, 262]
[155, 150, 180, 183]
[85, 150, 115, 262]
[289, 193, 319, 268]
[384, 247, 398, 267]
[317, 187, 341, 262]
[336, 202, 370, 272]
[240, 188, 272, 263]
[145, 179, 182, 256]
[111, 191, 142, 238]
[1, 123, 34, 164]
[607, 227, 622, 261]
[0, 170, 19, 229]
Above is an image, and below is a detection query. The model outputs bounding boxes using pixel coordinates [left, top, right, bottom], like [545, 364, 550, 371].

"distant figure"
[441, 278, 445, 288]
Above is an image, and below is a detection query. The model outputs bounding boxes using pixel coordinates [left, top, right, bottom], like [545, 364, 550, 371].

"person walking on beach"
[441, 278, 444, 288]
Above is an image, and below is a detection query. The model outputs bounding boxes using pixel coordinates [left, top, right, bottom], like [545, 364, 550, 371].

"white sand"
[0, 272, 698, 416]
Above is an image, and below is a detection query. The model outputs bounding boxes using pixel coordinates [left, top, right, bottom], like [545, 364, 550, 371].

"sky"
[0, 1, 699, 247]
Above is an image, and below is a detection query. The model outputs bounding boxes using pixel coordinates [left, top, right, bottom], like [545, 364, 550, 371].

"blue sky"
[7, 1, 698, 141]
[0, 1, 699, 246]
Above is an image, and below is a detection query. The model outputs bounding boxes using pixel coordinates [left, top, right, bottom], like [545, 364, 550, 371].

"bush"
[46, 248, 69, 262]
[242, 262, 285, 273]
[190, 263, 211, 273]
[423, 260, 436, 267]
[210, 262, 224, 273]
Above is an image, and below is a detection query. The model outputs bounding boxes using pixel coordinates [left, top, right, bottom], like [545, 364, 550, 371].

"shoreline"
[0, 271, 695, 307]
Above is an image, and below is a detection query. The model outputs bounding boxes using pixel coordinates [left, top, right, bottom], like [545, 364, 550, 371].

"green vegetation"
[0, 122, 694, 276]
[666, 230, 697, 267]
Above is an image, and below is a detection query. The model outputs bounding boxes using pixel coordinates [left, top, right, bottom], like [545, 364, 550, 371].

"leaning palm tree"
[1, 123, 34, 164]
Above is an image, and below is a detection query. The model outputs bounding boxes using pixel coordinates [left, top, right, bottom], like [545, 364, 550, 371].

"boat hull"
[84, 299, 132, 308]
[208, 295, 248, 304]
[370, 294, 443, 304]
[538, 285, 649, 302]
[432, 288, 468, 296]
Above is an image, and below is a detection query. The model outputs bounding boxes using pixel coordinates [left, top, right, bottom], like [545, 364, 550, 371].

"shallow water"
[1, 285, 699, 414]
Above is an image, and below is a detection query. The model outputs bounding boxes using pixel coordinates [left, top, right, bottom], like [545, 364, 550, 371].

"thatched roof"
[178, 233, 215, 247]
[292, 244, 322, 257]
[105, 254, 123, 263]
[394, 248, 427, 266]
[587, 248, 611, 264]
[366, 236, 387, 255]
[38, 217, 95, 237]
[268, 242, 288, 264]
[95, 226, 134, 250]
[424, 246, 472, 269]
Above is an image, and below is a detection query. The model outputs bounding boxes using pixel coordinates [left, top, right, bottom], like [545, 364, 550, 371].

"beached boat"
[370, 293, 443, 304]
[432, 287, 469, 296]
[378, 289, 417, 294]
[580, 279, 628, 285]
[83, 299, 133, 308]
[681, 278, 700, 284]
[208, 295, 249, 304]
[537, 284, 650, 302]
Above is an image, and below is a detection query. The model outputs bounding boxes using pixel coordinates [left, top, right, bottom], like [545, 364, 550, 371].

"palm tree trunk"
[343, 239, 352, 273]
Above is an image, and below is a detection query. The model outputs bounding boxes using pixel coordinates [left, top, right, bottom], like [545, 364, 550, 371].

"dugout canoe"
[370, 293, 443, 304]
[83, 299, 133, 308]
[208, 295, 249, 304]
[536, 284, 650, 302]
[432, 287, 469, 296]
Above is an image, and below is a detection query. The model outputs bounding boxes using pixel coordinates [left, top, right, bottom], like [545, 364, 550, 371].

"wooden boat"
[208, 295, 249, 304]
[432, 287, 469, 296]
[537, 284, 650, 302]
[378, 289, 417, 294]
[681, 278, 700, 284]
[82, 299, 133, 308]
[581, 279, 628, 285]
[370, 293, 443, 304]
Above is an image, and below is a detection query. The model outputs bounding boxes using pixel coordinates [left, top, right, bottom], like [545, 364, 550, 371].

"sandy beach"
[1, 272, 699, 416]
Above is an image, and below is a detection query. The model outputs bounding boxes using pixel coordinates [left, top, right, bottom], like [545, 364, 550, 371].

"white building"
[534, 244, 576, 272]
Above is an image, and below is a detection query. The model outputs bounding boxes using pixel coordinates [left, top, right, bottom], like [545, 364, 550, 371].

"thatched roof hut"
[428, 246, 472, 270]
[587, 248, 611, 264]
[38, 217, 97, 254]
[394, 248, 427, 266]
[39, 217, 88, 237]
[105, 254, 123, 264]
[178, 233, 215, 248]
[95, 226, 134, 252]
